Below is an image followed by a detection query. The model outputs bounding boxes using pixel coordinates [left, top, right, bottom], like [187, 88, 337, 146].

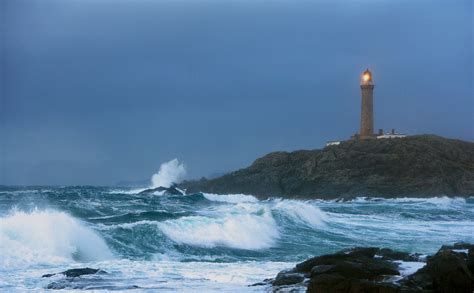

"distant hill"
[180, 135, 474, 199]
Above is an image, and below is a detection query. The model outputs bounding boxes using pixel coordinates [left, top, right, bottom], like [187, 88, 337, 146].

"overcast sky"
[1, 0, 473, 185]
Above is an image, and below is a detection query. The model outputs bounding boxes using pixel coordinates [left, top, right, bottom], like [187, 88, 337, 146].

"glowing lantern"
[361, 69, 373, 84]
[363, 73, 371, 82]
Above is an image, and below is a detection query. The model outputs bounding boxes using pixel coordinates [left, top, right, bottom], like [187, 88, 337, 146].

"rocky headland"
[180, 135, 474, 199]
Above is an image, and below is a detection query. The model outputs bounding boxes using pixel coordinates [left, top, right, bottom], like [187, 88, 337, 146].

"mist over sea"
[1, 161, 473, 291]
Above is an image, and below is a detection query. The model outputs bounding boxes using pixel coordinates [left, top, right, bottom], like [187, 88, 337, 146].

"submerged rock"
[264, 243, 474, 293]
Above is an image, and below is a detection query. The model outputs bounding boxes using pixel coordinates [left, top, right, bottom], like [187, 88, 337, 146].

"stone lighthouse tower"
[359, 69, 375, 139]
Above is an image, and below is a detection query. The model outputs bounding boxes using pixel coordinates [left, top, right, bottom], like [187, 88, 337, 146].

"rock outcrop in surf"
[42, 268, 105, 278]
[138, 184, 184, 196]
[260, 243, 474, 292]
[181, 135, 474, 199]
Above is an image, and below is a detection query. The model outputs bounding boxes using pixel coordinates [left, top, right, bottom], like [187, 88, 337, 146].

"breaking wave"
[273, 200, 327, 228]
[157, 210, 279, 250]
[154, 195, 329, 250]
[0, 209, 113, 268]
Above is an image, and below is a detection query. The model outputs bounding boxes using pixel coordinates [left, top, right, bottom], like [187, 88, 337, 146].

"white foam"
[151, 159, 186, 188]
[394, 261, 426, 276]
[1, 258, 290, 291]
[452, 249, 469, 254]
[421, 196, 467, 208]
[96, 220, 160, 230]
[0, 209, 113, 269]
[203, 193, 259, 203]
[151, 190, 167, 196]
[350, 196, 466, 208]
[157, 209, 279, 250]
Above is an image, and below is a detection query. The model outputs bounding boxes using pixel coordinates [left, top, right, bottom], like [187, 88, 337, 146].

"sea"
[1, 185, 473, 291]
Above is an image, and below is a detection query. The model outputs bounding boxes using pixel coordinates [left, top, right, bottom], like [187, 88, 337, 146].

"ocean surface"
[1, 186, 473, 291]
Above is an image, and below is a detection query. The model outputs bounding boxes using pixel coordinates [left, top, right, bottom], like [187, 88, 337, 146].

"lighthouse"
[359, 69, 375, 139]
[325, 68, 407, 147]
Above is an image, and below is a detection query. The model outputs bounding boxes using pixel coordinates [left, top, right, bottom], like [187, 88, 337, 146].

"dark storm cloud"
[1, 0, 472, 185]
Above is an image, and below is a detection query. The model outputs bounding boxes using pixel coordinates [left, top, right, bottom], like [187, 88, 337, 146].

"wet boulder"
[272, 271, 305, 286]
[440, 242, 474, 273]
[268, 247, 403, 293]
[308, 274, 401, 293]
[295, 247, 397, 275]
[310, 259, 399, 281]
[402, 246, 474, 293]
[377, 248, 422, 262]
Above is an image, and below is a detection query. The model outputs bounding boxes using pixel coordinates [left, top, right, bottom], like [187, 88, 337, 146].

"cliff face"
[180, 135, 474, 199]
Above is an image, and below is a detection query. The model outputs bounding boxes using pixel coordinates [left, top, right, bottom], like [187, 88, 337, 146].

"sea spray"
[0, 209, 113, 268]
[111, 159, 188, 194]
[151, 159, 186, 188]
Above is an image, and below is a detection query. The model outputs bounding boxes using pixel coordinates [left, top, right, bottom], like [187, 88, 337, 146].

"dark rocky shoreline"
[256, 243, 474, 293]
[41, 243, 474, 291]
[181, 135, 474, 200]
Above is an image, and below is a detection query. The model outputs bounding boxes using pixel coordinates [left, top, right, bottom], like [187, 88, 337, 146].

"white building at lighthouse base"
[325, 129, 407, 147]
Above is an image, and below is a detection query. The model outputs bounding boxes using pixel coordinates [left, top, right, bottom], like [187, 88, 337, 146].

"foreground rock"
[402, 243, 474, 293]
[181, 135, 474, 199]
[262, 243, 474, 292]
